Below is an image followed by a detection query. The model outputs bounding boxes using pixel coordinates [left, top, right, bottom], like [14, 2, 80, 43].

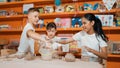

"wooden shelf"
[0, 29, 22, 32]
[35, 28, 46, 32]
[57, 28, 82, 31]
[79, 9, 117, 14]
[36, 28, 82, 32]
[116, 9, 120, 12]
[39, 9, 117, 19]
[0, 15, 24, 20]
[39, 12, 77, 18]
[103, 27, 120, 30]
[0, 0, 102, 7]
[0, 28, 82, 33]
[0, 27, 120, 33]
[0, 9, 116, 19]
[0, 0, 54, 7]
[108, 54, 120, 58]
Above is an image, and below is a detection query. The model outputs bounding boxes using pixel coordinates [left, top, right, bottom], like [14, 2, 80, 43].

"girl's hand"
[84, 46, 92, 52]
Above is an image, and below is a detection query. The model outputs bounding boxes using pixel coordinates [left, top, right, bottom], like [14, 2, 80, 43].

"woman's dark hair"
[83, 13, 108, 42]
[46, 22, 57, 30]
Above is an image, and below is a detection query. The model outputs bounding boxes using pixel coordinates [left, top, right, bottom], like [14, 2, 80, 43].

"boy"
[16, 8, 45, 59]
[39, 22, 62, 56]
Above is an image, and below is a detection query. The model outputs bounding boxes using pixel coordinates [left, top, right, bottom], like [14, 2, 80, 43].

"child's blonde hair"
[28, 8, 39, 14]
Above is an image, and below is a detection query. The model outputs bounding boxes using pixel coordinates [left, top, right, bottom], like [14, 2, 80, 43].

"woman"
[59, 13, 108, 62]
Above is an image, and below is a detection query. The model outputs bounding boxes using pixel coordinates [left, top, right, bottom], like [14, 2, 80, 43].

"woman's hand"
[84, 46, 107, 59]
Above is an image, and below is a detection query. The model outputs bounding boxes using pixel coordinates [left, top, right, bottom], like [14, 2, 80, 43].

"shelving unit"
[0, 0, 119, 40]
[0, 0, 120, 68]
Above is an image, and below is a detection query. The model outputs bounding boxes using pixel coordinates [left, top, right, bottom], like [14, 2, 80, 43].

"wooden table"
[0, 56, 103, 68]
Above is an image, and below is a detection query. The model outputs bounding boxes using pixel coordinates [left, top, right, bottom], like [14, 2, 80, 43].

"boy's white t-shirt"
[40, 35, 61, 50]
[73, 31, 107, 58]
[18, 23, 35, 54]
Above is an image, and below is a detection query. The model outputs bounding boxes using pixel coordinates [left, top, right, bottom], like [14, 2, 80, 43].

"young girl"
[58, 13, 108, 62]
